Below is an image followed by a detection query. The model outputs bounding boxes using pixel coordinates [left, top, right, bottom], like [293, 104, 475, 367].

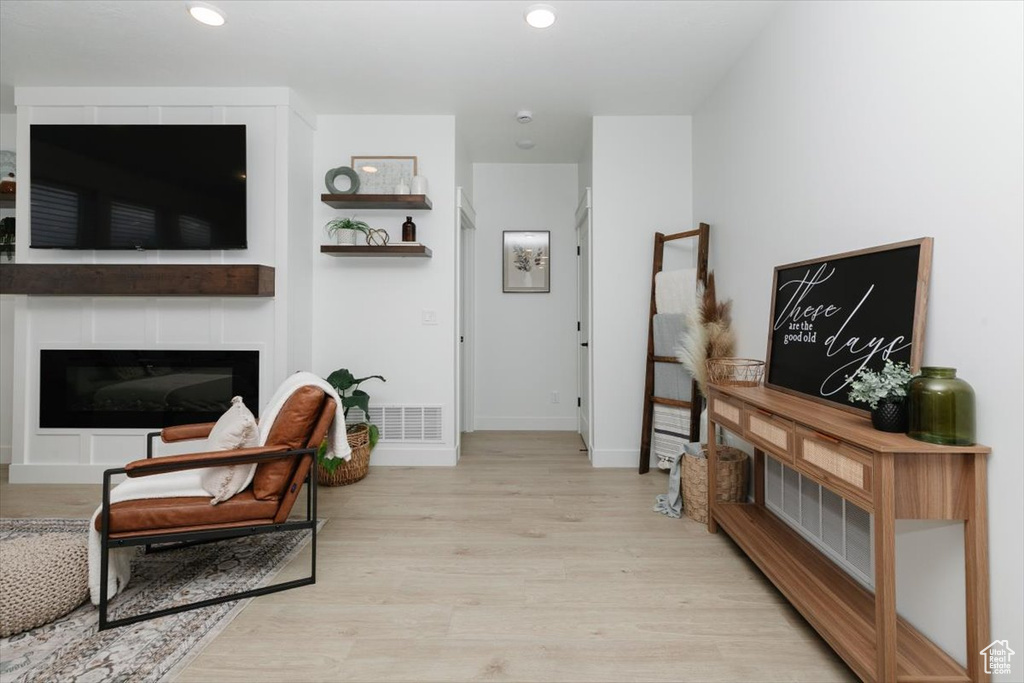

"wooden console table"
[706, 384, 990, 682]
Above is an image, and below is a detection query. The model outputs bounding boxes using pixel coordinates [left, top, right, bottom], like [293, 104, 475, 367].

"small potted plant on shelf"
[317, 368, 386, 486]
[846, 359, 914, 432]
[325, 217, 371, 245]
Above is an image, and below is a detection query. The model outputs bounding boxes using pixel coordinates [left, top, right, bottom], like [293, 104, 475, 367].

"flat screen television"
[30, 124, 247, 250]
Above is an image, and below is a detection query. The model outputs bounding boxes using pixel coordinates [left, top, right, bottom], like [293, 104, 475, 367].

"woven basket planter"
[681, 445, 748, 524]
[317, 424, 371, 486]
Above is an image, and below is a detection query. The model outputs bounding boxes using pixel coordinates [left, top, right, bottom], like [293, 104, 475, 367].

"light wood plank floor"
[1, 431, 854, 682]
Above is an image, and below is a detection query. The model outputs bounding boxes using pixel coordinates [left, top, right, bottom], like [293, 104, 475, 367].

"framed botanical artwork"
[502, 231, 550, 293]
[350, 156, 418, 194]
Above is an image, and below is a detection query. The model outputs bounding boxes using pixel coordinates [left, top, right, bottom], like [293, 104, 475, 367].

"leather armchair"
[97, 385, 335, 630]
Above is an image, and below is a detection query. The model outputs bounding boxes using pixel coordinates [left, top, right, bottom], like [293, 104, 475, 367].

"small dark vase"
[871, 398, 908, 433]
[401, 216, 416, 242]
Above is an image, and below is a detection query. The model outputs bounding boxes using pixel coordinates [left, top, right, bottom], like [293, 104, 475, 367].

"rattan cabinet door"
[794, 427, 874, 511]
[708, 391, 744, 434]
[743, 409, 795, 464]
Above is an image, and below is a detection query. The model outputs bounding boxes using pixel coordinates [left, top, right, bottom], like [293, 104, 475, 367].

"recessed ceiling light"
[516, 139, 536, 150]
[188, 1, 226, 26]
[525, 4, 556, 29]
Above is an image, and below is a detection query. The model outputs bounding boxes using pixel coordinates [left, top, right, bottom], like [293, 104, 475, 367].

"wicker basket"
[681, 445, 748, 524]
[317, 424, 371, 486]
[706, 358, 765, 387]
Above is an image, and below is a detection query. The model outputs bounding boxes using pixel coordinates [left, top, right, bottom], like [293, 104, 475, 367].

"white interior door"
[456, 188, 477, 445]
[576, 188, 593, 455]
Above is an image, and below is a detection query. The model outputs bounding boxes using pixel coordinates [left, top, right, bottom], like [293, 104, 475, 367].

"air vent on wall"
[765, 456, 874, 587]
[346, 405, 443, 442]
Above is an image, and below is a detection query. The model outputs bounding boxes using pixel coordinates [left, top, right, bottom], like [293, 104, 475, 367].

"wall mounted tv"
[30, 124, 247, 250]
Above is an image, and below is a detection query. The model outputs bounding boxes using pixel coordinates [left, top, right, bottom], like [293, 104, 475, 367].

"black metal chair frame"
[98, 446, 318, 631]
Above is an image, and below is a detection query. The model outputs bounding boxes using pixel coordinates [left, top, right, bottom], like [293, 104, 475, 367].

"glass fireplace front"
[39, 349, 259, 429]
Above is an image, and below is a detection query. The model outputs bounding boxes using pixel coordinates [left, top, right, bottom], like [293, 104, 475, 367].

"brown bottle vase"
[402, 216, 416, 242]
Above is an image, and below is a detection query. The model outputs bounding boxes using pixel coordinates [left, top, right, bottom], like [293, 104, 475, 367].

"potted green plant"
[846, 359, 914, 432]
[325, 217, 371, 245]
[317, 368, 386, 486]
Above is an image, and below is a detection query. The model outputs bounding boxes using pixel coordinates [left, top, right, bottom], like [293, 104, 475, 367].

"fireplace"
[40, 350, 259, 429]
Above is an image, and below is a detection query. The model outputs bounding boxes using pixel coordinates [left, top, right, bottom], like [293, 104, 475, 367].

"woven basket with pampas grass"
[675, 271, 736, 396]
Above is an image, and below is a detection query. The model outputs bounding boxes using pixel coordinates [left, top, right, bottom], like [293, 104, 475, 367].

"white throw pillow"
[200, 396, 259, 504]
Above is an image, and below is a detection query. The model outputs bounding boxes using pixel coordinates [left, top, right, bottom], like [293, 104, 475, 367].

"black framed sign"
[765, 237, 932, 414]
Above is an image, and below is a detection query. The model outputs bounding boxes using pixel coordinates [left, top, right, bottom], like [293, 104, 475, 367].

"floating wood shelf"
[0, 264, 275, 297]
[320, 194, 432, 210]
[320, 244, 431, 258]
[0, 196, 14, 210]
[714, 503, 969, 682]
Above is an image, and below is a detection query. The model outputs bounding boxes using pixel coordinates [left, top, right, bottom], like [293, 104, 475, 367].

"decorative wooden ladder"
[638, 223, 709, 474]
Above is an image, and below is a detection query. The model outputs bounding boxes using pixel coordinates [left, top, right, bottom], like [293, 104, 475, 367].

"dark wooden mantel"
[0, 264, 275, 297]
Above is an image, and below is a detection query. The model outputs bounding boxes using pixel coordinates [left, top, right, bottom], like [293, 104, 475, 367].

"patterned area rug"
[0, 517, 323, 683]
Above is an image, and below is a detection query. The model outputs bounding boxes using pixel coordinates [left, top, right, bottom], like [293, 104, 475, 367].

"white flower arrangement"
[846, 360, 914, 409]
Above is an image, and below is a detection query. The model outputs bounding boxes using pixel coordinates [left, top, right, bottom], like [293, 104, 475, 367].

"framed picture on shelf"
[350, 156, 417, 194]
[502, 231, 550, 293]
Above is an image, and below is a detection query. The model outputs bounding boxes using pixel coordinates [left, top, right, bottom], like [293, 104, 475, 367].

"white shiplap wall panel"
[154, 299, 216, 345]
[30, 435, 80, 464]
[90, 434, 145, 465]
[225, 106, 276, 262]
[31, 299, 85, 343]
[221, 300, 274, 345]
[28, 107, 91, 125]
[157, 107, 216, 124]
[93, 299, 148, 344]
[10, 89, 315, 482]
[95, 106, 150, 124]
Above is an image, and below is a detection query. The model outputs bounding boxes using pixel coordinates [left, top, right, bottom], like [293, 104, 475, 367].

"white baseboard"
[368, 446, 457, 467]
[9, 446, 460, 483]
[590, 448, 639, 468]
[473, 416, 578, 431]
[8, 464, 123, 484]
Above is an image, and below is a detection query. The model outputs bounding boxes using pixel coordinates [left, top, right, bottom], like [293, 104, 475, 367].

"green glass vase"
[907, 367, 975, 446]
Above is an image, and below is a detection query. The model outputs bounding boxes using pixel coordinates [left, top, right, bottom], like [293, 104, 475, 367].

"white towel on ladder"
[654, 269, 697, 315]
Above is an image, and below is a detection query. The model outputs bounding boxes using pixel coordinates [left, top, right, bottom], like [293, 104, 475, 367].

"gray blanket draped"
[653, 314, 692, 401]
[654, 443, 706, 518]
[653, 452, 684, 518]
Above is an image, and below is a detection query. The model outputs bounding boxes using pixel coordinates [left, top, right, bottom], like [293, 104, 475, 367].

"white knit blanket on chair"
[88, 371, 349, 605]
[88, 470, 209, 605]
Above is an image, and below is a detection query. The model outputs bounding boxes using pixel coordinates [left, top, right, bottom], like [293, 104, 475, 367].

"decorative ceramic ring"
[367, 228, 390, 246]
[325, 166, 360, 194]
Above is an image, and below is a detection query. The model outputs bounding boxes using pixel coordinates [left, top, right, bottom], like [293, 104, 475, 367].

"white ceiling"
[0, 0, 780, 163]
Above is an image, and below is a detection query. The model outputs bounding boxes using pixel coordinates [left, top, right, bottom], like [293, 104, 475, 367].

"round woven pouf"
[0, 533, 89, 638]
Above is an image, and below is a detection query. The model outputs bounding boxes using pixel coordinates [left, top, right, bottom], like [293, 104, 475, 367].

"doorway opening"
[576, 188, 593, 457]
